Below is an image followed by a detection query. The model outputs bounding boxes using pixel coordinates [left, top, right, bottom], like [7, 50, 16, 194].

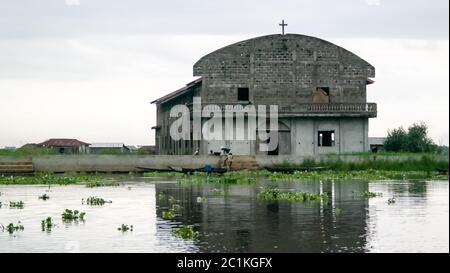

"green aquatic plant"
[143, 171, 184, 177]
[171, 204, 183, 212]
[118, 224, 133, 232]
[1, 222, 24, 234]
[355, 191, 383, 198]
[161, 210, 174, 220]
[172, 225, 199, 240]
[158, 193, 166, 201]
[41, 217, 54, 231]
[387, 197, 396, 205]
[268, 169, 447, 182]
[38, 194, 50, 200]
[0, 172, 108, 185]
[223, 170, 271, 178]
[257, 188, 328, 203]
[210, 188, 224, 195]
[62, 209, 86, 222]
[83, 196, 112, 206]
[85, 181, 120, 188]
[178, 176, 256, 185]
[9, 201, 24, 209]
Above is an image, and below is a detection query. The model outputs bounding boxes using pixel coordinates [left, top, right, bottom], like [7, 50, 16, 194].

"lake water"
[0, 178, 448, 253]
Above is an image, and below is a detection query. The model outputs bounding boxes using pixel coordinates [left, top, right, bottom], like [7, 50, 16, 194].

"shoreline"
[0, 169, 448, 185]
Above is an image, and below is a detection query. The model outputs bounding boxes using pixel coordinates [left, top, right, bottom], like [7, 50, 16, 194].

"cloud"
[0, 33, 448, 147]
[0, 1, 448, 146]
[0, 0, 448, 39]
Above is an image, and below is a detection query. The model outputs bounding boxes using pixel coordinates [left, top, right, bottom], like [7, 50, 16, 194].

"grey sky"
[0, 0, 448, 147]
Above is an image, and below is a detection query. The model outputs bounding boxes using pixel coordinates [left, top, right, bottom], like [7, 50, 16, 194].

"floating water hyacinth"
[161, 210, 174, 220]
[172, 225, 199, 240]
[257, 188, 328, 202]
[41, 217, 54, 232]
[1, 222, 24, 234]
[9, 201, 24, 209]
[83, 196, 112, 206]
[354, 191, 382, 198]
[387, 197, 396, 205]
[118, 224, 133, 232]
[38, 194, 50, 200]
[62, 209, 86, 222]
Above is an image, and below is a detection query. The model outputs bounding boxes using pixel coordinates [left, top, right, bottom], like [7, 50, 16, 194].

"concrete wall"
[1, 154, 447, 173]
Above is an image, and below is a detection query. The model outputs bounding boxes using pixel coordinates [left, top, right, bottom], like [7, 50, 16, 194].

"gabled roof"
[89, 143, 126, 148]
[151, 77, 202, 105]
[38, 138, 89, 147]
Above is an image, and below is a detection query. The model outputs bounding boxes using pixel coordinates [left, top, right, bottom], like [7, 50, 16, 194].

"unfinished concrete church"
[152, 33, 377, 156]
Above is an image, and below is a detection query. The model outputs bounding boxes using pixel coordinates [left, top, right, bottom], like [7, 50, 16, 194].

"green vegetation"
[41, 217, 54, 232]
[275, 154, 447, 172]
[1, 222, 24, 234]
[354, 191, 382, 198]
[171, 204, 183, 212]
[257, 188, 328, 203]
[38, 194, 50, 200]
[143, 171, 184, 177]
[9, 201, 24, 209]
[387, 197, 396, 205]
[0, 146, 57, 156]
[210, 188, 224, 195]
[85, 181, 120, 188]
[172, 225, 199, 240]
[62, 209, 86, 222]
[0, 173, 109, 185]
[178, 175, 257, 184]
[83, 196, 112, 206]
[384, 123, 438, 153]
[268, 169, 446, 181]
[118, 224, 133, 232]
[335, 208, 342, 215]
[162, 210, 174, 220]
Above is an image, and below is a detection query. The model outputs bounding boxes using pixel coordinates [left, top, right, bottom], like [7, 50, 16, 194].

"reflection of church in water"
[154, 181, 370, 253]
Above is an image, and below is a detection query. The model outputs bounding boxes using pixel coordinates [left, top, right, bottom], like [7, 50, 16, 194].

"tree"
[406, 123, 437, 152]
[384, 127, 408, 152]
[384, 122, 437, 153]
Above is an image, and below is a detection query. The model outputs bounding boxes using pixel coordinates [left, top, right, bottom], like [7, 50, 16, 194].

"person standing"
[226, 153, 233, 170]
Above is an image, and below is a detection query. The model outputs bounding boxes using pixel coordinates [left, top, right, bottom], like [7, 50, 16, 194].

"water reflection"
[0, 179, 447, 253]
[155, 180, 372, 252]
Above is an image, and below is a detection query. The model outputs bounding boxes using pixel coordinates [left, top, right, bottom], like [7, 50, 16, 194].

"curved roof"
[194, 33, 375, 78]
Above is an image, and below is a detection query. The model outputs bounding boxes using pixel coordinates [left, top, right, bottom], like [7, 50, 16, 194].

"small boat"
[210, 167, 228, 174]
[264, 166, 328, 173]
[168, 166, 203, 174]
[169, 166, 228, 174]
[135, 166, 172, 172]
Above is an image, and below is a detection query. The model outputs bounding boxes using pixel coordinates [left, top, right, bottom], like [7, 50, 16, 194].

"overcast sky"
[0, 0, 448, 147]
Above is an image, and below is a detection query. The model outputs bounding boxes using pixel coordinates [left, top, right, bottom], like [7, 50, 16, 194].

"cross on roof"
[279, 20, 288, 35]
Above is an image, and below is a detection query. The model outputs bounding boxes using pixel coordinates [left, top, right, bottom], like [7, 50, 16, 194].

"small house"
[38, 138, 89, 154]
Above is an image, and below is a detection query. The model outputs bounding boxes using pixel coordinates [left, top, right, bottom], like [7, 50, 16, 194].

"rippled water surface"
[0, 178, 448, 253]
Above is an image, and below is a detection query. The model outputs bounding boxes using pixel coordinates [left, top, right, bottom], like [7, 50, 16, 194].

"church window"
[238, 87, 249, 101]
[318, 131, 335, 147]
